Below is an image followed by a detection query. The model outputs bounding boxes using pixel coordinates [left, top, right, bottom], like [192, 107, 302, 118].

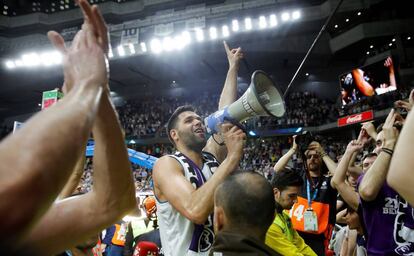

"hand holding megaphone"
[220, 123, 246, 161]
[205, 70, 286, 134]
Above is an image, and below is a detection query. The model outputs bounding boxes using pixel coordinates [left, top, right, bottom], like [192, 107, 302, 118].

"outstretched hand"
[223, 41, 243, 69]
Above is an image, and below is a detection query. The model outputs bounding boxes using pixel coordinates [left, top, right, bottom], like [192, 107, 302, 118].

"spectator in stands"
[1, 1, 136, 254]
[210, 172, 280, 255]
[152, 41, 246, 255]
[358, 109, 414, 254]
[273, 135, 338, 255]
[265, 168, 316, 256]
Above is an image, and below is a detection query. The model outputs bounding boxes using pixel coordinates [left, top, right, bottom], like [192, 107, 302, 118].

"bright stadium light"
[209, 27, 217, 40]
[292, 10, 301, 20]
[108, 47, 114, 58]
[222, 25, 230, 37]
[14, 59, 24, 67]
[22, 52, 40, 67]
[39, 52, 54, 66]
[269, 14, 278, 27]
[181, 31, 191, 45]
[281, 12, 290, 22]
[259, 15, 267, 29]
[128, 43, 135, 54]
[173, 35, 185, 50]
[232, 19, 239, 32]
[5, 60, 15, 69]
[150, 38, 163, 54]
[117, 45, 125, 56]
[162, 36, 174, 51]
[195, 28, 204, 42]
[244, 17, 252, 30]
[140, 42, 147, 52]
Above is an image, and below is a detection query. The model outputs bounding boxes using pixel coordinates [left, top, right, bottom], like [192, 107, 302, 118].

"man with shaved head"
[210, 172, 280, 256]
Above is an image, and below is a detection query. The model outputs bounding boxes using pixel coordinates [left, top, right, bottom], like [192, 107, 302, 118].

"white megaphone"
[205, 70, 286, 134]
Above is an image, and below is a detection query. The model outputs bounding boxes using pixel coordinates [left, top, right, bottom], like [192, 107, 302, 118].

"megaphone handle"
[223, 116, 247, 134]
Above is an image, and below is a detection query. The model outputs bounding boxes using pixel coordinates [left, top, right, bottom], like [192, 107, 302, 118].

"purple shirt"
[358, 174, 414, 255]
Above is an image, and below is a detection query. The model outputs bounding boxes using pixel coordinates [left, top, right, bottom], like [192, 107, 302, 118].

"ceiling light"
[5, 60, 15, 69]
[39, 52, 54, 66]
[408, 36, 411, 40]
[117, 45, 125, 56]
[370, 45, 373, 48]
[222, 25, 230, 37]
[389, 43, 393, 46]
[244, 17, 252, 30]
[334, 24, 338, 28]
[232, 19, 239, 32]
[14, 59, 23, 67]
[392, 38, 396, 42]
[150, 38, 163, 54]
[209, 27, 217, 40]
[50, 51, 62, 64]
[366, 51, 370, 55]
[162, 37, 174, 51]
[269, 14, 277, 27]
[128, 43, 135, 54]
[357, 12, 361, 16]
[22, 53, 40, 67]
[259, 16, 267, 29]
[281, 12, 290, 22]
[305, 73, 309, 76]
[345, 18, 349, 22]
[140, 42, 147, 52]
[195, 28, 204, 42]
[292, 10, 301, 20]
[181, 31, 191, 45]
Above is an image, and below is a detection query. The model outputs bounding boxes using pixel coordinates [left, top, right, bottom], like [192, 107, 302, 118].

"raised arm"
[274, 135, 297, 172]
[308, 141, 337, 175]
[388, 106, 414, 206]
[18, 2, 136, 254]
[204, 41, 243, 162]
[0, 7, 104, 247]
[330, 140, 363, 210]
[359, 109, 398, 201]
[58, 148, 87, 199]
[154, 124, 245, 224]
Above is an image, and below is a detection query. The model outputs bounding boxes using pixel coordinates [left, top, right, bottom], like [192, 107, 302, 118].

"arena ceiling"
[0, 0, 412, 121]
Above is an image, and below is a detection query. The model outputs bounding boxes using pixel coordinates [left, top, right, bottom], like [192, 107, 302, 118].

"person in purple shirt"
[358, 109, 414, 255]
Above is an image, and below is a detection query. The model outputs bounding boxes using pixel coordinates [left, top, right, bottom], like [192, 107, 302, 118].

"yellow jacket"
[265, 211, 317, 256]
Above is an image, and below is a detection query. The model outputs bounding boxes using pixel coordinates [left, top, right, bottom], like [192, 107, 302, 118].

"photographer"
[273, 135, 337, 255]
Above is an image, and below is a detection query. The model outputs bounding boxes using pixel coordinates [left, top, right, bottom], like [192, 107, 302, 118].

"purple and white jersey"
[358, 174, 414, 255]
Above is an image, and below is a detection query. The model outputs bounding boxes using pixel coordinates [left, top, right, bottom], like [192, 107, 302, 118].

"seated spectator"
[210, 172, 280, 255]
[265, 168, 316, 256]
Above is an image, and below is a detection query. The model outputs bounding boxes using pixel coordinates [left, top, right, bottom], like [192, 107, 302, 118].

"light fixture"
[357, 11, 361, 16]
[244, 17, 252, 30]
[334, 24, 338, 28]
[150, 38, 163, 54]
[389, 43, 393, 46]
[366, 51, 370, 55]
[5, 60, 15, 69]
[259, 16, 267, 29]
[39, 52, 54, 66]
[392, 38, 396, 42]
[209, 27, 217, 40]
[305, 73, 309, 76]
[128, 43, 135, 54]
[281, 12, 290, 22]
[181, 31, 191, 45]
[370, 45, 373, 48]
[222, 25, 230, 37]
[22, 53, 40, 67]
[269, 14, 277, 27]
[140, 42, 147, 52]
[162, 37, 174, 51]
[195, 28, 204, 42]
[14, 59, 23, 67]
[292, 10, 301, 20]
[117, 45, 125, 56]
[345, 18, 349, 22]
[232, 19, 239, 32]
[408, 36, 411, 40]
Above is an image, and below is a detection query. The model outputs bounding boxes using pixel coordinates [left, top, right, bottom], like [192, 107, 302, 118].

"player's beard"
[179, 129, 206, 152]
